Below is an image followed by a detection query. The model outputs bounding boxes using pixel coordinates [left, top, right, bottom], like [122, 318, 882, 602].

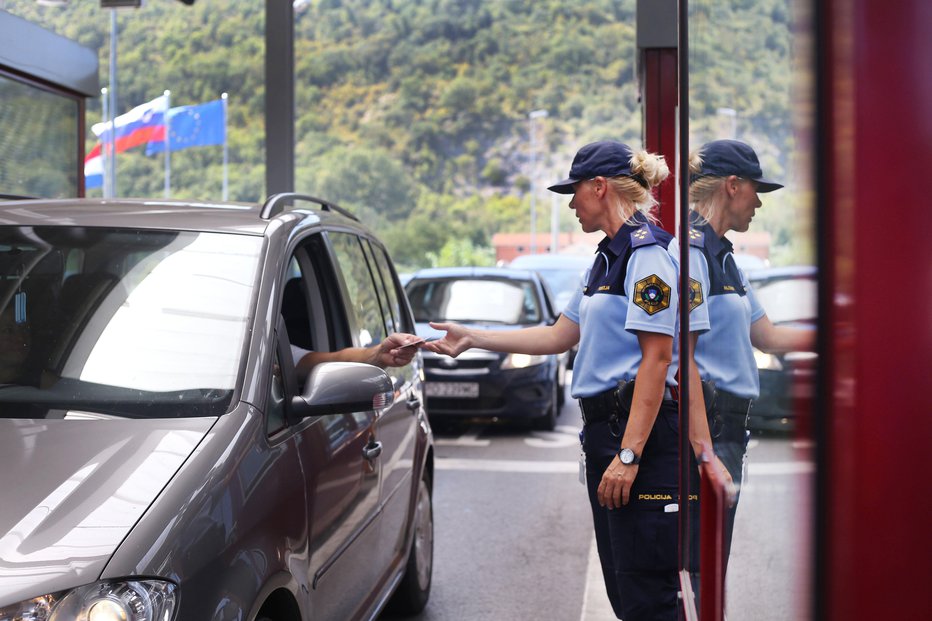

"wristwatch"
[618, 448, 640, 465]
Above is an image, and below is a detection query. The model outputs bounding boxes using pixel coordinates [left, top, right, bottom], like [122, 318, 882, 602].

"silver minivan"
[0, 195, 434, 621]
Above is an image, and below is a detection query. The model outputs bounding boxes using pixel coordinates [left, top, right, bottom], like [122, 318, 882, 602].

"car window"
[359, 238, 396, 336]
[370, 244, 408, 333]
[328, 232, 388, 347]
[407, 277, 540, 325]
[0, 226, 262, 419]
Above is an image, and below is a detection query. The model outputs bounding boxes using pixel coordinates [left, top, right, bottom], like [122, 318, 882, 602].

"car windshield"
[407, 277, 541, 325]
[752, 276, 817, 324]
[0, 226, 262, 419]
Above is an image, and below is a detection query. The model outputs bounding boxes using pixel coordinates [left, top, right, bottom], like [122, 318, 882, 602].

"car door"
[276, 238, 383, 620]
[360, 239, 423, 570]
[326, 233, 422, 578]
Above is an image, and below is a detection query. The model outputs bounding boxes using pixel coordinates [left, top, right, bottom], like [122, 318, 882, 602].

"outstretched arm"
[295, 332, 423, 377]
[750, 315, 816, 354]
[423, 314, 580, 358]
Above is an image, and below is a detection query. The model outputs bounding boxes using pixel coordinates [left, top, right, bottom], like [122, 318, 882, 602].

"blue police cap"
[547, 141, 645, 194]
[692, 140, 783, 193]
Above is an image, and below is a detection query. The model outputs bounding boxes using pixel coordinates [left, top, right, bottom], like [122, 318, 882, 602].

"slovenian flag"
[91, 94, 169, 154]
[84, 146, 104, 189]
[84, 94, 168, 191]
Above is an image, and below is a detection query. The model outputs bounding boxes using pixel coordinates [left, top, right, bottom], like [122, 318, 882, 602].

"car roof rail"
[260, 193, 359, 221]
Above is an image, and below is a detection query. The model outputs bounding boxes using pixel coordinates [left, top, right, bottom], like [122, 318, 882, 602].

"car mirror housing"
[291, 362, 394, 418]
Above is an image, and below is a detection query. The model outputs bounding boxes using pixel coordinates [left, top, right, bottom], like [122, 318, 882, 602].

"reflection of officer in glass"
[687, 140, 815, 567]
[425, 141, 684, 620]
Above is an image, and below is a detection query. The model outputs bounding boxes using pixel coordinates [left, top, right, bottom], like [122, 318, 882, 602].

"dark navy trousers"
[582, 401, 699, 621]
[709, 407, 751, 567]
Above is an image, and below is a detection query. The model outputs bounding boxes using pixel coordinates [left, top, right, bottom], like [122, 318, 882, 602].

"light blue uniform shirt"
[688, 220, 765, 399]
[564, 221, 680, 399]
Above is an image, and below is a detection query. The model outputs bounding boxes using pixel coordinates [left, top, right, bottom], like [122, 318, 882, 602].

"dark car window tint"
[328, 233, 387, 347]
[370, 244, 406, 333]
[359, 239, 396, 336]
[407, 278, 540, 325]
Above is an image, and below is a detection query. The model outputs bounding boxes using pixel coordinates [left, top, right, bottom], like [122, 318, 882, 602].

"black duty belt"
[579, 385, 676, 425]
[714, 390, 753, 417]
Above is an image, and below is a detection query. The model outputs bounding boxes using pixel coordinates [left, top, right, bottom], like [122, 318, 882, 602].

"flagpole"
[222, 92, 229, 201]
[164, 89, 171, 198]
[108, 8, 118, 198]
[108, 9, 117, 198]
[101, 87, 108, 198]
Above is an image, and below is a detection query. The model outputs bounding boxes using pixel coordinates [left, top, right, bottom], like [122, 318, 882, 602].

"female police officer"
[424, 141, 684, 620]
[686, 139, 815, 566]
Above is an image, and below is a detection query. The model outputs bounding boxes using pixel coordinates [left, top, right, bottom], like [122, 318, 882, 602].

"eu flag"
[147, 99, 225, 154]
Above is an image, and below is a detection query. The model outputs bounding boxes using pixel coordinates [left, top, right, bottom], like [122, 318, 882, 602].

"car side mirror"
[290, 361, 395, 419]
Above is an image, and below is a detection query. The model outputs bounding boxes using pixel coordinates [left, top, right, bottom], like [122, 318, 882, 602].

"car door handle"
[363, 441, 383, 461]
[406, 397, 421, 411]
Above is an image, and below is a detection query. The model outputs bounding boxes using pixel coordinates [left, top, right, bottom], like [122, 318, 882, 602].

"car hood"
[0, 415, 215, 605]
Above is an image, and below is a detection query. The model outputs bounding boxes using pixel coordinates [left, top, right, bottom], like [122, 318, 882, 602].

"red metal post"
[699, 454, 726, 621]
[818, 0, 932, 619]
[642, 47, 679, 235]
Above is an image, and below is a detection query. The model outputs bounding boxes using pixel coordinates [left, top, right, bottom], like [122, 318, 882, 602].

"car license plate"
[425, 382, 479, 398]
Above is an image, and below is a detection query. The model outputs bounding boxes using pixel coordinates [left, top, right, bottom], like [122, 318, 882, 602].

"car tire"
[384, 473, 433, 615]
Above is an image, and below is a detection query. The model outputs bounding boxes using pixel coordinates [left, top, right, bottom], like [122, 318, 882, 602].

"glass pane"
[687, 0, 816, 618]
[0, 74, 79, 198]
[406, 277, 540, 325]
[328, 232, 387, 347]
[0, 226, 262, 418]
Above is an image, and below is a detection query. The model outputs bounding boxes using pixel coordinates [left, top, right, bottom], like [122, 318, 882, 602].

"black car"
[747, 265, 818, 433]
[404, 267, 567, 430]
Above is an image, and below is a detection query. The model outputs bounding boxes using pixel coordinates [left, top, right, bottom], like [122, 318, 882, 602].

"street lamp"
[528, 109, 548, 254]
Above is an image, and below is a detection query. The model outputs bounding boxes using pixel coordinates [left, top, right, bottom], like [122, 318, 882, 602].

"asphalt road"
[384, 379, 815, 621]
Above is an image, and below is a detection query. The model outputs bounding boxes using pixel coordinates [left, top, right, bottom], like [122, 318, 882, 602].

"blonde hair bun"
[630, 150, 670, 189]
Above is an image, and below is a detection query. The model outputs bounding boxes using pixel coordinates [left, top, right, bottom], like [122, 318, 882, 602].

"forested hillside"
[3, 0, 807, 268]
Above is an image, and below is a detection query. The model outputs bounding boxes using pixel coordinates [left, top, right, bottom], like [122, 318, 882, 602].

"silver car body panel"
[0, 416, 214, 605]
[0, 198, 432, 620]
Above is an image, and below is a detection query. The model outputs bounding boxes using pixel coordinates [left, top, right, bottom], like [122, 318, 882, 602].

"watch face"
[619, 448, 635, 464]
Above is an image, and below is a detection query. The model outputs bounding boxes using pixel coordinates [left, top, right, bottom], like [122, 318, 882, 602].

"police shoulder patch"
[633, 274, 672, 315]
[688, 278, 704, 311]
[688, 227, 704, 247]
[630, 224, 657, 248]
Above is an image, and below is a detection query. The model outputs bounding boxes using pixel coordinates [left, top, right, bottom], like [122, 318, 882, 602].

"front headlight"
[502, 353, 549, 369]
[0, 579, 177, 621]
[753, 349, 783, 371]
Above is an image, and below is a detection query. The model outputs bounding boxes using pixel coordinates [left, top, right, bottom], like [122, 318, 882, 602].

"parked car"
[746, 265, 818, 433]
[507, 252, 593, 312]
[0, 194, 433, 621]
[404, 267, 567, 430]
[507, 252, 592, 368]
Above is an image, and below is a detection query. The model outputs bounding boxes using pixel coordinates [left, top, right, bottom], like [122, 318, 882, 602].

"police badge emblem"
[689, 278, 703, 311]
[633, 274, 671, 315]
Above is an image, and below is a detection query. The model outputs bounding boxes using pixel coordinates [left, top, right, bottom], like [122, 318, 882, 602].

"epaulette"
[688, 227, 704, 247]
[630, 224, 657, 249]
